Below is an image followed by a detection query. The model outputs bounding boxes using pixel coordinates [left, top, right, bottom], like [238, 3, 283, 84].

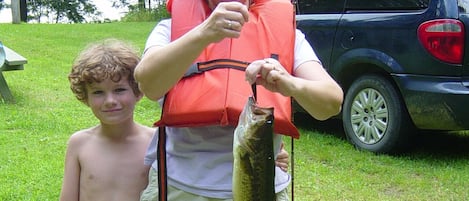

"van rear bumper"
[394, 74, 469, 130]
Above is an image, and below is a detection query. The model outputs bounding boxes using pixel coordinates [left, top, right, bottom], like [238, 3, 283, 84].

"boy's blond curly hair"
[69, 39, 141, 104]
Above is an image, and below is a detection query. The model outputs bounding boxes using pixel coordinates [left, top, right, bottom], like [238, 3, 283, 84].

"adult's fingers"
[245, 60, 265, 84]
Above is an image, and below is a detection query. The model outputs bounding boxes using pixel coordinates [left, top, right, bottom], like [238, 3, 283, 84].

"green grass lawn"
[1, 22, 469, 201]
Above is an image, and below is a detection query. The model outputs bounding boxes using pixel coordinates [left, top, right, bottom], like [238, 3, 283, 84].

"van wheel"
[342, 75, 412, 154]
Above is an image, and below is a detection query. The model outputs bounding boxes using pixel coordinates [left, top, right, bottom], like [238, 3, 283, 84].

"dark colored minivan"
[295, 0, 469, 153]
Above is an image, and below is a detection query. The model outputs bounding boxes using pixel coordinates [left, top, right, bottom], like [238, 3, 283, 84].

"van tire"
[342, 74, 413, 154]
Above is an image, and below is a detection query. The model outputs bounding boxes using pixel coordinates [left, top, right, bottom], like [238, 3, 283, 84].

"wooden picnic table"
[0, 42, 27, 103]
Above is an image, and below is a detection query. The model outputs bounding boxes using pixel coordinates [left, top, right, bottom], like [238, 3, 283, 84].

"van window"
[345, 0, 429, 10]
[296, 0, 345, 14]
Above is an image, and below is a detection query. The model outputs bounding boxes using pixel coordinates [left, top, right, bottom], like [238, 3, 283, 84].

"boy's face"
[85, 77, 141, 125]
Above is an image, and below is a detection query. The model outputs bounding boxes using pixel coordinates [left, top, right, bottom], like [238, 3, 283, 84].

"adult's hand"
[198, 2, 250, 43]
[246, 58, 344, 120]
[245, 58, 296, 97]
[275, 142, 289, 172]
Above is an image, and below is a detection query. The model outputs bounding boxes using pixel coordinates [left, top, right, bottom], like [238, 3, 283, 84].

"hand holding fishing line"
[245, 58, 295, 97]
[201, 2, 249, 42]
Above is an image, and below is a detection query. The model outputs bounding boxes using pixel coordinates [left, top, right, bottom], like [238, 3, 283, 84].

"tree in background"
[5, 0, 168, 23]
[111, 0, 165, 11]
[26, 0, 99, 23]
[0, 0, 6, 10]
[120, 0, 169, 22]
[138, 0, 145, 10]
[111, 0, 131, 9]
[20, 0, 27, 22]
[0, 0, 27, 22]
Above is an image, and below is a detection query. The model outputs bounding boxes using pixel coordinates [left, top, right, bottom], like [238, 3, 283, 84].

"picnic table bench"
[0, 42, 27, 103]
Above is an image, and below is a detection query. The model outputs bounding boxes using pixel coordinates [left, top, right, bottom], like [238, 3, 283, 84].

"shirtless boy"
[59, 39, 155, 201]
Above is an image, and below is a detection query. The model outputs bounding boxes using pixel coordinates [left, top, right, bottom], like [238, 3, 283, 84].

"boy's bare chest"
[78, 141, 148, 185]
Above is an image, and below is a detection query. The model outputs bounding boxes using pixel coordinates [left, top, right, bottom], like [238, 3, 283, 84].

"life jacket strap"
[183, 59, 250, 77]
[157, 126, 168, 201]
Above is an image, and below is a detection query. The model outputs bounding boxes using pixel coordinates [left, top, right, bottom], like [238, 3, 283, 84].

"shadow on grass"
[293, 112, 469, 159]
[293, 112, 346, 140]
[406, 131, 469, 159]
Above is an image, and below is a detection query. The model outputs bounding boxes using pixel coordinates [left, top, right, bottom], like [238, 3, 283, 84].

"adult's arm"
[289, 60, 343, 120]
[134, 2, 249, 101]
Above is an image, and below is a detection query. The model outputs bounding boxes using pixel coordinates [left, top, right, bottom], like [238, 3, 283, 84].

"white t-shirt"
[143, 19, 320, 199]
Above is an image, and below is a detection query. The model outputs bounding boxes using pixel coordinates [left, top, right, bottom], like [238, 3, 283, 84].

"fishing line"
[291, 136, 295, 201]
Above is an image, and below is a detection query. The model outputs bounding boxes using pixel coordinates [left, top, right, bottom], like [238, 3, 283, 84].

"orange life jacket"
[155, 0, 299, 138]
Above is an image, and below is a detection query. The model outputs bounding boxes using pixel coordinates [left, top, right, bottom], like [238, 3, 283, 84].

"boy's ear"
[136, 93, 144, 101]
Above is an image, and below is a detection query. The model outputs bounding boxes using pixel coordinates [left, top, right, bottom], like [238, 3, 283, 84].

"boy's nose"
[104, 93, 117, 105]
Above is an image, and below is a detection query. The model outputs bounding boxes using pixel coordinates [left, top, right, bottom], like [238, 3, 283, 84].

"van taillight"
[417, 19, 464, 64]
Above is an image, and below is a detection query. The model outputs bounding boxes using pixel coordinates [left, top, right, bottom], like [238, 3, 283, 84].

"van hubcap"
[350, 88, 388, 144]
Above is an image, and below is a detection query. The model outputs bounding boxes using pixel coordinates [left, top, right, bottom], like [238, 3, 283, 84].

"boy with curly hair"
[60, 39, 154, 201]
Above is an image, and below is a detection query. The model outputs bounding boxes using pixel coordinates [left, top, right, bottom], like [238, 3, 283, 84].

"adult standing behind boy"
[136, 0, 344, 200]
[59, 39, 155, 201]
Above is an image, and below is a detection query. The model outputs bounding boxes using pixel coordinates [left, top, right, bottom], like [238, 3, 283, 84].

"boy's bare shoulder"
[66, 126, 98, 147]
[136, 124, 156, 138]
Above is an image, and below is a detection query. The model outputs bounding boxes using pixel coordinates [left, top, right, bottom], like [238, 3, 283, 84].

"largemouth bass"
[233, 96, 276, 201]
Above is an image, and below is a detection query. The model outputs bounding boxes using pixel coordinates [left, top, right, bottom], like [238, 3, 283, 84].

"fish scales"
[233, 96, 276, 201]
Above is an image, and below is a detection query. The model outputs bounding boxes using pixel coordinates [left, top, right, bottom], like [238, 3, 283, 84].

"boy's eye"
[92, 90, 104, 95]
[115, 88, 127, 93]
